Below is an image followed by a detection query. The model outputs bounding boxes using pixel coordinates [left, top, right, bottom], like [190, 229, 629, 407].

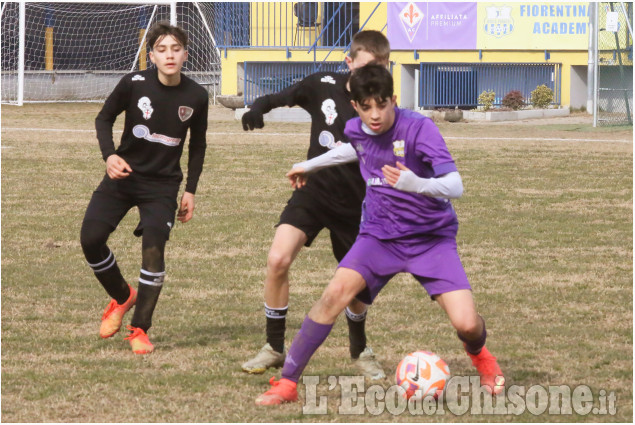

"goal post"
[1, 1, 220, 105]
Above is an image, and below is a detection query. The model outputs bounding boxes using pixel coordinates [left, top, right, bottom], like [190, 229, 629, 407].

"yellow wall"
[220, 2, 589, 107]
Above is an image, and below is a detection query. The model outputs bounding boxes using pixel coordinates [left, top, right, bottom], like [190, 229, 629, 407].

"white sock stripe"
[91, 255, 116, 273]
[264, 303, 289, 311]
[139, 278, 164, 287]
[345, 306, 367, 322]
[87, 250, 113, 268]
[140, 268, 166, 277]
[264, 303, 288, 319]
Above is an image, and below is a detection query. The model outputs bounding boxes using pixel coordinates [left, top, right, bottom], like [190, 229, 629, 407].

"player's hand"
[241, 108, 265, 131]
[382, 161, 410, 187]
[286, 167, 308, 189]
[106, 154, 132, 180]
[177, 192, 195, 223]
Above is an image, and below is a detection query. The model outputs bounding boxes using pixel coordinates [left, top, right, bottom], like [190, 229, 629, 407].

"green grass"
[1, 104, 632, 422]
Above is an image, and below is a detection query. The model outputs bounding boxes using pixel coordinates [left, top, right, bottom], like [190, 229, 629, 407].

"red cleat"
[99, 286, 136, 338]
[255, 377, 298, 406]
[466, 346, 505, 395]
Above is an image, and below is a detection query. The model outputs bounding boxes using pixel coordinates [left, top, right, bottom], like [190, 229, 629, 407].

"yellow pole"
[45, 27, 54, 71]
[139, 29, 147, 70]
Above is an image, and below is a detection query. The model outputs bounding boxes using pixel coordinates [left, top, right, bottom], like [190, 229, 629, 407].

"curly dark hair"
[349, 64, 393, 104]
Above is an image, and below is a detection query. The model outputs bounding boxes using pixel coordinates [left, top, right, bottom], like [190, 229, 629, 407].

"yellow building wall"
[220, 2, 589, 108]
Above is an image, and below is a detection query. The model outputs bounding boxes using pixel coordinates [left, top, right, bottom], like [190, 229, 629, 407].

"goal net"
[1, 2, 221, 104]
[593, 2, 633, 126]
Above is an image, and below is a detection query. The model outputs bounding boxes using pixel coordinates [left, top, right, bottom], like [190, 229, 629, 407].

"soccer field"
[1, 103, 632, 422]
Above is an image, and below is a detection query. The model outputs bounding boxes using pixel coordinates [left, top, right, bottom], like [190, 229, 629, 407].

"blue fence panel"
[419, 63, 561, 108]
[244, 61, 348, 105]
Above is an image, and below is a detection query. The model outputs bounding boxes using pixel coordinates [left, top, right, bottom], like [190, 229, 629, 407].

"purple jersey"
[344, 107, 459, 239]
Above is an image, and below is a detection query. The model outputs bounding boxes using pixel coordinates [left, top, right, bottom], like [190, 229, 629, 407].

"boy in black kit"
[80, 22, 208, 354]
[241, 31, 390, 380]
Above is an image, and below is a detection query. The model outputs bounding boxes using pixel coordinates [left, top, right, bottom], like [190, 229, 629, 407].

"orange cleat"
[99, 286, 137, 338]
[255, 377, 298, 406]
[124, 325, 154, 354]
[466, 346, 505, 395]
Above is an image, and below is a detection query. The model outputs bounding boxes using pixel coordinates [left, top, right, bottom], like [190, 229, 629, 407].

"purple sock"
[281, 317, 333, 383]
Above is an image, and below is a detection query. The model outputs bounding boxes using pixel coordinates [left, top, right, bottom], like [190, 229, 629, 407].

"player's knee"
[80, 220, 110, 255]
[454, 315, 481, 337]
[321, 279, 353, 311]
[347, 298, 368, 314]
[267, 249, 293, 275]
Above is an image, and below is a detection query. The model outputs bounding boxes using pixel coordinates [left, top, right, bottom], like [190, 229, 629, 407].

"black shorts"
[278, 190, 361, 262]
[83, 174, 179, 240]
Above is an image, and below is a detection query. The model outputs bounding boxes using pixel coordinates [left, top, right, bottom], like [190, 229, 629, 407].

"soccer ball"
[395, 351, 450, 401]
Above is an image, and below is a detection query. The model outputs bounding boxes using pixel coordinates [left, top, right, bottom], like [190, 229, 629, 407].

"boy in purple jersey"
[240, 31, 390, 380]
[255, 64, 504, 405]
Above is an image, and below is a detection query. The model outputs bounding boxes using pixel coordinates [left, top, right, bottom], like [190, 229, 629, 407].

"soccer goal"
[1, 2, 222, 105]
[592, 2, 634, 126]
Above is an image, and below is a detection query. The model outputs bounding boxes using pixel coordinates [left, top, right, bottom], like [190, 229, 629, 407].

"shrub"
[530, 84, 554, 108]
[478, 90, 495, 111]
[502, 90, 525, 110]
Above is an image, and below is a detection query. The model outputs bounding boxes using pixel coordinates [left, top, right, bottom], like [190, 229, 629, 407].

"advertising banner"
[387, 2, 477, 49]
[387, 2, 590, 50]
[477, 2, 590, 49]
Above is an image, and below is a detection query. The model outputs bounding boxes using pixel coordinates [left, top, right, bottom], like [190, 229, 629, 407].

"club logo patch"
[178, 106, 194, 122]
[320, 75, 336, 85]
[393, 140, 405, 157]
[318, 130, 343, 150]
[131, 74, 145, 81]
[321, 99, 338, 126]
[132, 124, 181, 147]
[138, 96, 153, 120]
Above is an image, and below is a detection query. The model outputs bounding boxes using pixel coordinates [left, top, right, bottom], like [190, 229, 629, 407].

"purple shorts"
[338, 234, 471, 304]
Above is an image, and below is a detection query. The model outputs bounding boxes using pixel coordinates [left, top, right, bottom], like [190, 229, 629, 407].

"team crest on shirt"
[393, 140, 405, 157]
[320, 75, 336, 84]
[321, 99, 338, 125]
[178, 106, 194, 122]
[131, 74, 145, 81]
[138, 96, 153, 120]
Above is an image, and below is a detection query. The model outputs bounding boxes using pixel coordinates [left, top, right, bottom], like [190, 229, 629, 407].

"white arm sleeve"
[394, 170, 463, 199]
[293, 143, 358, 173]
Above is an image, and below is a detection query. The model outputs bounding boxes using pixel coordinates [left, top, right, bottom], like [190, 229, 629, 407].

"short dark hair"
[350, 30, 390, 63]
[147, 21, 188, 50]
[349, 64, 393, 104]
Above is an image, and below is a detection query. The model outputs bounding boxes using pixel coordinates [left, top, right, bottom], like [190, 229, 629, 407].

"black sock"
[458, 316, 487, 355]
[130, 270, 165, 332]
[345, 307, 367, 359]
[88, 250, 129, 304]
[265, 303, 287, 353]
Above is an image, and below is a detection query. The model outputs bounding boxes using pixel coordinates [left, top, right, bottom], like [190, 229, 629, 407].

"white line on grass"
[0, 127, 632, 143]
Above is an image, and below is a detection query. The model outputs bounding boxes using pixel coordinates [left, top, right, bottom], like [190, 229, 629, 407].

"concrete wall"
[570, 65, 588, 109]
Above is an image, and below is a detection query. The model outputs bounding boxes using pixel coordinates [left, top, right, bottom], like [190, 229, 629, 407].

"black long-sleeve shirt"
[250, 71, 365, 217]
[95, 68, 208, 194]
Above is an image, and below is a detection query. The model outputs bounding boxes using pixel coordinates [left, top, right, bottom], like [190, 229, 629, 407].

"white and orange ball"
[395, 351, 450, 401]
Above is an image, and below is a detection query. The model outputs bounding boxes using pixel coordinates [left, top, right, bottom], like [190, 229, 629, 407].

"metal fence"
[243, 61, 347, 105]
[595, 2, 633, 126]
[419, 62, 561, 109]
[214, 2, 359, 49]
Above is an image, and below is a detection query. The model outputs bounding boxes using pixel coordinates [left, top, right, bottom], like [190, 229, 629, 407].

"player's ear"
[351, 100, 359, 112]
[183, 50, 188, 63]
[391, 95, 397, 106]
[149, 50, 156, 65]
[345, 55, 353, 71]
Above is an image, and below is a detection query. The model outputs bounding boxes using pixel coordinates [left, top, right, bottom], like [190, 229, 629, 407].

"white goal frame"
[1, 1, 221, 105]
